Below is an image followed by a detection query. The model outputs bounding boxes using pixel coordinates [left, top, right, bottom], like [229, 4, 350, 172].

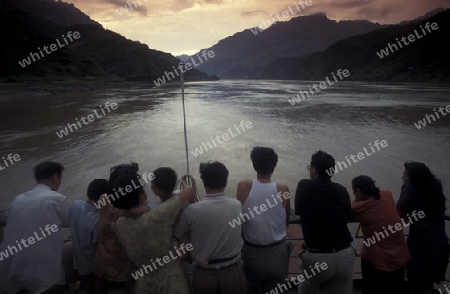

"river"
[0, 80, 449, 207]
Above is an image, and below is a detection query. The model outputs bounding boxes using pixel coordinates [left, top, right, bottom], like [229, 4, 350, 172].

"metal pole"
[180, 62, 190, 175]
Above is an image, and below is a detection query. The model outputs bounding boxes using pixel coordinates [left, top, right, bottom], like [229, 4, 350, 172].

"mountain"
[249, 9, 450, 82]
[191, 13, 384, 78]
[0, 0, 100, 27]
[0, 0, 216, 83]
[399, 7, 445, 25]
[0, 11, 107, 80]
[177, 55, 192, 63]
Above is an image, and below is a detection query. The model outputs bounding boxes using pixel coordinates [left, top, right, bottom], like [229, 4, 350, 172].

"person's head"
[87, 179, 109, 202]
[403, 161, 446, 217]
[309, 151, 336, 179]
[352, 175, 381, 201]
[151, 167, 178, 201]
[109, 162, 146, 210]
[250, 147, 278, 176]
[34, 161, 65, 191]
[199, 161, 228, 193]
[403, 162, 436, 185]
[110, 162, 139, 183]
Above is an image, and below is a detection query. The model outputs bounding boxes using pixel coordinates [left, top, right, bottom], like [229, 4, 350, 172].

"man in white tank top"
[237, 147, 291, 294]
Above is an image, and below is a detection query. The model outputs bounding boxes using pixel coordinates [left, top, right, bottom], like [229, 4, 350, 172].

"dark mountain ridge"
[0, 0, 100, 27]
[248, 9, 450, 82]
[191, 13, 384, 78]
[0, 1, 216, 83]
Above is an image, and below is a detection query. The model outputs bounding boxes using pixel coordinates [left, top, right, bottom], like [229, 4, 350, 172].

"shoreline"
[0, 78, 218, 96]
[1, 78, 449, 97]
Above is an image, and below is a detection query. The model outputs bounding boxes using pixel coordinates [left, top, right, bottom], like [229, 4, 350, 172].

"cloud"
[241, 10, 265, 17]
[100, 0, 225, 15]
[307, 0, 450, 24]
[198, 0, 223, 4]
[96, 0, 147, 16]
[68, 0, 450, 54]
[323, 0, 373, 9]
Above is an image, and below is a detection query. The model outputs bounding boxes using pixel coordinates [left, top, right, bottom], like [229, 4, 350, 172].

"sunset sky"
[68, 0, 449, 56]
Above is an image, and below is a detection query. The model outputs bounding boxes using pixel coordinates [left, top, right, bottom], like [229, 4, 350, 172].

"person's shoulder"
[70, 200, 81, 215]
[331, 181, 349, 192]
[37, 190, 69, 208]
[351, 200, 365, 215]
[238, 179, 252, 186]
[237, 180, 252, 192]
[226, 196, 242, 206]
[296, 179, 315, 192]
[276, 182, 289, 190]
[401, 182, 414, 191]
[380, 190, 398, 207]
[116, 214, 136, 226]
[183, 200, 202, 213]
[72, 199, 84, 207]
[297, 178, 312, 186]
[44, 189, 67, 201]
[380, 190, 394, 198]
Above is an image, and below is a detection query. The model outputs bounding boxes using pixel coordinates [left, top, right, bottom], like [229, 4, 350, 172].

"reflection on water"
[0, 81, 449, 206]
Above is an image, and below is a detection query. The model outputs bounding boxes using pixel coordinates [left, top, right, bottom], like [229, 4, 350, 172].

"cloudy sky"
[68, 0, 449, 56]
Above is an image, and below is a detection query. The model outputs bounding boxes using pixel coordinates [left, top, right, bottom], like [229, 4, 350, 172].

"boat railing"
[286, 215, 450, 282]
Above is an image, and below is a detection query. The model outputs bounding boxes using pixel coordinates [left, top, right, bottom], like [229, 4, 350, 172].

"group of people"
[0, 147, 448, 294]
[295, 151, 448, 294]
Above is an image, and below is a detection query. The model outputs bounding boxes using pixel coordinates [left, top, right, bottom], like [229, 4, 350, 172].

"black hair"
[152, 167, 177, 194]
[109, 162, 143, 210]
[310, 151, 336, 179]
[199, 161, 228, 190]
[109, 162, 139, 183]
[404, 162, 446, 217]
[352, 175, 381, 200]
[251, 147, 278, 174]
[87, 179, 109, 201]
[34, 161, 64, 182]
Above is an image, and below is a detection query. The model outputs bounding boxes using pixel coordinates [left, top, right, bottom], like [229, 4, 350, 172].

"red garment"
[351, 190, 410, 272]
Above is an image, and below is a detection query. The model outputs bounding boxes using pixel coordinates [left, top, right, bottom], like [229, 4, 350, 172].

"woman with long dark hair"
[397, 162, 449, 294]
[351, 175, 410, 294]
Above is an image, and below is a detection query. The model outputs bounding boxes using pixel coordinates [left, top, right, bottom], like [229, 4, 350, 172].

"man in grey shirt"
[175, 161, 245, 294]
